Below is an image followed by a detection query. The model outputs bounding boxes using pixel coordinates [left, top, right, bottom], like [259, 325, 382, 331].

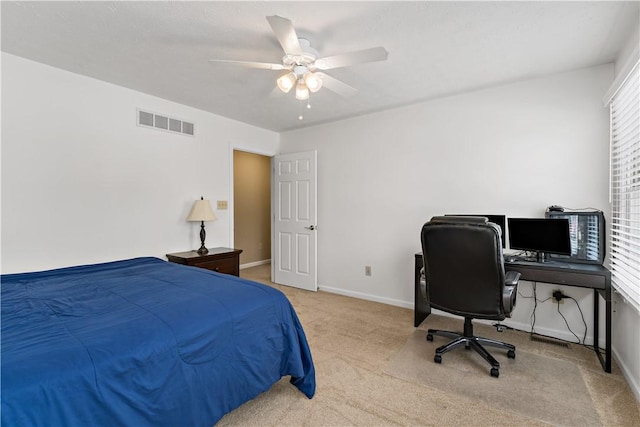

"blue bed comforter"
[1, 257, 315, 426]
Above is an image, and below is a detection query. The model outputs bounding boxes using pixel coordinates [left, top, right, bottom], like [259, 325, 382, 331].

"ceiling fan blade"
[208, 59, 286, 71]
[266, 15, 302, 55]
[317, 73, 357, 98]
[314, 47, 388, 70]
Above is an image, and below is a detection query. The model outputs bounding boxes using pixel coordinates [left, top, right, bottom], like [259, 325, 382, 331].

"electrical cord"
[556, 301, 582, 344]
[531, 282, 538, 335]
[550, 292, 589, 345]
[516, 283, 539, 334]
[521, 282, 588, 345]
[513, 279, 590, 346]
[567, 295, 588, 344]
[526, 283, 557, 336]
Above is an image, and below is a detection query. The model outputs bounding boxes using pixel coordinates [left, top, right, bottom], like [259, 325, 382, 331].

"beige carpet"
[215, 264, 640, 426]
[387, 330, 600, 426]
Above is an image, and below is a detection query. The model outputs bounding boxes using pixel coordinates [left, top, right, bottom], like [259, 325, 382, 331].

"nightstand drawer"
[194, 257, 237, 275]
[166, 247, 243, 277]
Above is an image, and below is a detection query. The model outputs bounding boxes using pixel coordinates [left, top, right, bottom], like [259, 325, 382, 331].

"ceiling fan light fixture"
[295, 80, 310, 100]
[276, 72, 297, 93]
[304, 72, 323, 93]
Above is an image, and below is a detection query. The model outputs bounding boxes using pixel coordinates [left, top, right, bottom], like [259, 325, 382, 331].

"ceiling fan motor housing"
[282, 38, 319, 70]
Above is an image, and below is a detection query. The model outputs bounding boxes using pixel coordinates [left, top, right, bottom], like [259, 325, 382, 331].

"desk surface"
[503, 257, 610, 291]
[504, 257, 610, 274]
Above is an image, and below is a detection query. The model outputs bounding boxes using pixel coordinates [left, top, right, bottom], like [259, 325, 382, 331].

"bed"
[1, 257, 315, 426]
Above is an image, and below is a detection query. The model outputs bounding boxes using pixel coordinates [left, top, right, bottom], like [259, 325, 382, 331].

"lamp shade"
[186, 198, 217, 222]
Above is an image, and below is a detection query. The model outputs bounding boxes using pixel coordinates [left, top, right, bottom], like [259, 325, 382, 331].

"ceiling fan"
[209, 15, 389, 101]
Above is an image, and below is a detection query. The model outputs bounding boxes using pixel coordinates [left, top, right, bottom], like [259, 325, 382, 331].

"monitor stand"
[536, 252, 548, 263]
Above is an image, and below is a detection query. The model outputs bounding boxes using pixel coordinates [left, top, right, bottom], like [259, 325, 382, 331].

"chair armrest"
[502, 271, 520, 316]
[505, 271, 520, 286]
[419, 268, 427, 300]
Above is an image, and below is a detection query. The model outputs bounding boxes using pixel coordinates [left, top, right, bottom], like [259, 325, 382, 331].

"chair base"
[427, 317, 515, 377]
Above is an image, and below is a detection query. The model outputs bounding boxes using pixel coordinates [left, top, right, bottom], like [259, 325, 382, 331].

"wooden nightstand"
[166, 247, 243, 276]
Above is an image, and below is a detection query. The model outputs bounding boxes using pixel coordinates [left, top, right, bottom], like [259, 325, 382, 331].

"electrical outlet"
[552, 290, 565, 304]
[365, 266, 371, 276]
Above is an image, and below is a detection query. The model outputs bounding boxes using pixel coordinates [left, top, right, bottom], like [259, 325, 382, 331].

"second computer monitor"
[507, 218, 571, 256]
[445, 214, 506, 248]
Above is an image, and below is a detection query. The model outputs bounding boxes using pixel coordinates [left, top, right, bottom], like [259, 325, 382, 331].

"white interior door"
[272, 151, 317, 291]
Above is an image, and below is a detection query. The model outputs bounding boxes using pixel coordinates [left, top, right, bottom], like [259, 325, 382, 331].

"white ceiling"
[2, 1, 638, 132]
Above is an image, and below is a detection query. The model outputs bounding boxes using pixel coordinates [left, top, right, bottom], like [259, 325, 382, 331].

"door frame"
[228, 143, 277, 264]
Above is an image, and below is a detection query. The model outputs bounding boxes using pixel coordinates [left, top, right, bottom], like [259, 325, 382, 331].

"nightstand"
[166, 247, 243, 276]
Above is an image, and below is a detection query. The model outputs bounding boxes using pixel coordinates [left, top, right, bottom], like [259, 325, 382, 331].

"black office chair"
[420, 216, 520, 377]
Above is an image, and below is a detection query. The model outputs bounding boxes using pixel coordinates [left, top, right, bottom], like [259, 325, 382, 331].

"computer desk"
[414, 253, 612, 373]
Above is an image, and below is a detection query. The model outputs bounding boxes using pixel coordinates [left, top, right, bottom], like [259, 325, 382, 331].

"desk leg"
[593, 289, 600, 360]
[605, 287, 612, 373]
[594, 288, 612, 373]
[414, 254, 430, 327]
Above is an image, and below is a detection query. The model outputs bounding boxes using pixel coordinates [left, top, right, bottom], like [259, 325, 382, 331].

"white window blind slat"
[612, 97, 639, 114]
[611, 130, 639, 152]
[609, 60, 640, 311]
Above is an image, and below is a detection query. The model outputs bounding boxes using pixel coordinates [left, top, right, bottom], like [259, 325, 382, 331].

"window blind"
[609, 60, 640, 310]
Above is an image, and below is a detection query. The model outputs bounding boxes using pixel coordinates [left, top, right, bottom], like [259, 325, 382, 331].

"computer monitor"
[545, 211, 605, 265]
[445, 214, 506, 248]
[508, 218, 571, 261]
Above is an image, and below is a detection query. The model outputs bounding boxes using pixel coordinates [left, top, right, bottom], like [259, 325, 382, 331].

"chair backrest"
[420, 216, 507, 320]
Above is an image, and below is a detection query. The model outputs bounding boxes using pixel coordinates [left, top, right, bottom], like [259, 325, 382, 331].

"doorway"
[233, 150, 272, 270]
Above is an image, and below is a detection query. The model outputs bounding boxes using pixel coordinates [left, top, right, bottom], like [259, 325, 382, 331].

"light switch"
[217, 200, 228, 210]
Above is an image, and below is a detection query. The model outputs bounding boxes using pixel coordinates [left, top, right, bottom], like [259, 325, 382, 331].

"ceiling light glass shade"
[295, 80, 310, 100]
[304, 72, 323, 93]
[276, 72, 297, 93]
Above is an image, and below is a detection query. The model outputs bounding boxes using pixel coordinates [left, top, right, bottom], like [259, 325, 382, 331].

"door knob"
[305, 225, 317, 231]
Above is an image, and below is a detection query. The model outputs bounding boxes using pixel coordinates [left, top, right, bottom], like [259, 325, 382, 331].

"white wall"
[1, 53, 278, 273]
[280, 65, 613, 343]
[281, 62, 640, 401]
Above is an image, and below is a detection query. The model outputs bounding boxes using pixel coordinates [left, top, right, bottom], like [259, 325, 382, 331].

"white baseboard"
[239, 259, 270, 270]
[318, 285, 413, 309]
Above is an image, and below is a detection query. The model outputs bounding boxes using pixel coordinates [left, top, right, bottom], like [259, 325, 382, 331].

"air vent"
[154, 115, 168, 130]
[137, 109, 194, 137]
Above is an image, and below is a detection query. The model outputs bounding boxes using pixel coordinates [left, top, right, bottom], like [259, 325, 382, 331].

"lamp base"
[197, 221, 208, 255]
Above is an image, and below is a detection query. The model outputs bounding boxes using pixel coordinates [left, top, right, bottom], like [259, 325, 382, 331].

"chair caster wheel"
[426, 334, 433, 342]
[465, 344, 471, 350]
[434, 354, 442, 364]
[490, 368, 499, 378]
[507, 350, 516, 359]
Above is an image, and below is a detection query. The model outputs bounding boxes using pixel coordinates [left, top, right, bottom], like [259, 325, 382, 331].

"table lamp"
[187, 196, 217, 254]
